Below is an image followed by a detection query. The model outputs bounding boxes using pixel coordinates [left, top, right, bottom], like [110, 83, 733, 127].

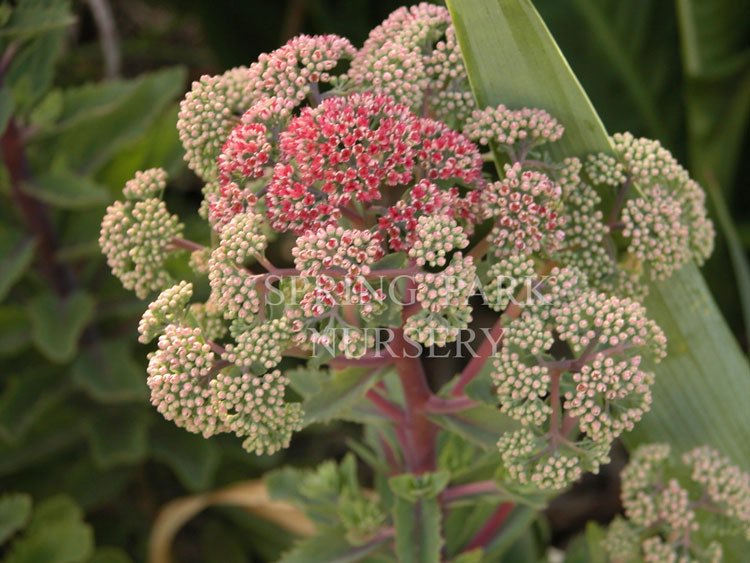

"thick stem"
[391, 328, 437, 474]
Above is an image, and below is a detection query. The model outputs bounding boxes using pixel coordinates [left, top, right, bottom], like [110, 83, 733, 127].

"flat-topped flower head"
[247, 34, 354, 103]
[586, 134, 715, 282]
[464, 105, 564, 157]
[211, 369, 303, 456]
[605, 443, 749, 562]
[267, 92, 420, 233]
[683, 446, 750, 537]
[493, 278, 665, 492]
[483, 163, 565, 256]
[138, 281, 193, 344]
[177, 67, 254, 181]
[497, 428, 589, 493]
[123, 167, 167, 200]
[99, 196, 182, 298]
[146, 324, 224, 438]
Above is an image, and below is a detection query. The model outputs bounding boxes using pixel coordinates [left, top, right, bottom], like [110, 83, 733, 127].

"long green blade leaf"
[447, 0, 750, 469]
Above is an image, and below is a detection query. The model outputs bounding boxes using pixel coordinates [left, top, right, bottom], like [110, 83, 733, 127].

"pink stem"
[170, 236, 204, 252]
[452, 317, 504, 397]
[464, 502, 515, 552]
[424, 396, 475, 414]
[366, 389, 405, 423]
[391, 328, 437, 473]
[442, 480, 499, 503]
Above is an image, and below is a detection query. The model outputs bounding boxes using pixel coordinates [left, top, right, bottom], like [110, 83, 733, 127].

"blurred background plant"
[0, 0, 747, 561]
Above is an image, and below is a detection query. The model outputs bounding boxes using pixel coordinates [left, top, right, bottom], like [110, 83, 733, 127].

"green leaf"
[0, 369, 69, 442]
[0, 306, 31, 356]
[0, 227, 35, 301]
[0, 0, 74, 40]
[389, 471, 450, 502]
[428, 404, 517, 450]
[0, 406, 83, 477]
[483, 506, 537, 561]
[0, 86, 15, 135]
[149, 422, 219, 491]
[88, 547, 133, 563]
[704, 178, 750, 337]
[675, 0, 748, 76]
[96, 104, 185, 188]
[447, 0, 750, 474]
[279, 527, 389, 563]
[28, 290, 95, 363]
[84, 409, 149, 468]
[5, 31, 65, 116]
[28, 67, 187, 175]
[0, 493, 32, 545]
[22, 170, 109, 209]
[389, 473, 449, 563]
[293, 367, 385, 426]
[71, 340, 147, 403]
[5, 495, 94, 563]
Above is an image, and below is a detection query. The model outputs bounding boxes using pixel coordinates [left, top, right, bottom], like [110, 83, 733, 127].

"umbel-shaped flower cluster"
[100, 2, 714, 489]
[604, 444, 750, 562]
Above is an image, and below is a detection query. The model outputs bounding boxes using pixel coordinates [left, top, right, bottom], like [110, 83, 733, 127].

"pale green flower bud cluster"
[212, 369, 302, 455]
[604, 443, 750, 562]
[122, 167, 167, 200]
[492, 272, 666, 493]
[348, 3, 475, 127]
[177, 67, 254, 180]
[138, 281, 193, 344]
[99, 193, 183, 299]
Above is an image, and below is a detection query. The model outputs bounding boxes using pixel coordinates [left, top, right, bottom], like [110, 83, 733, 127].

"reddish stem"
[170, 236, 204, 253]
[424, 396, 475, 414]
[366, 389, 405, 423]
[391, 328, 437, 474]
[452, 317, 504, 397]
[464, 502, 515, 552]
[549, 369, 562, 443]
[2, 120, 75, 296]
[442, 480, 499, 504]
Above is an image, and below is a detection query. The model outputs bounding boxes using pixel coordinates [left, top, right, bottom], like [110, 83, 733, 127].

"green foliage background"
[0, 0, 747, 561]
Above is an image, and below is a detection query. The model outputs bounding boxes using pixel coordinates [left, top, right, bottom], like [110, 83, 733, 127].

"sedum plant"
[97, 2, 742, 561]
